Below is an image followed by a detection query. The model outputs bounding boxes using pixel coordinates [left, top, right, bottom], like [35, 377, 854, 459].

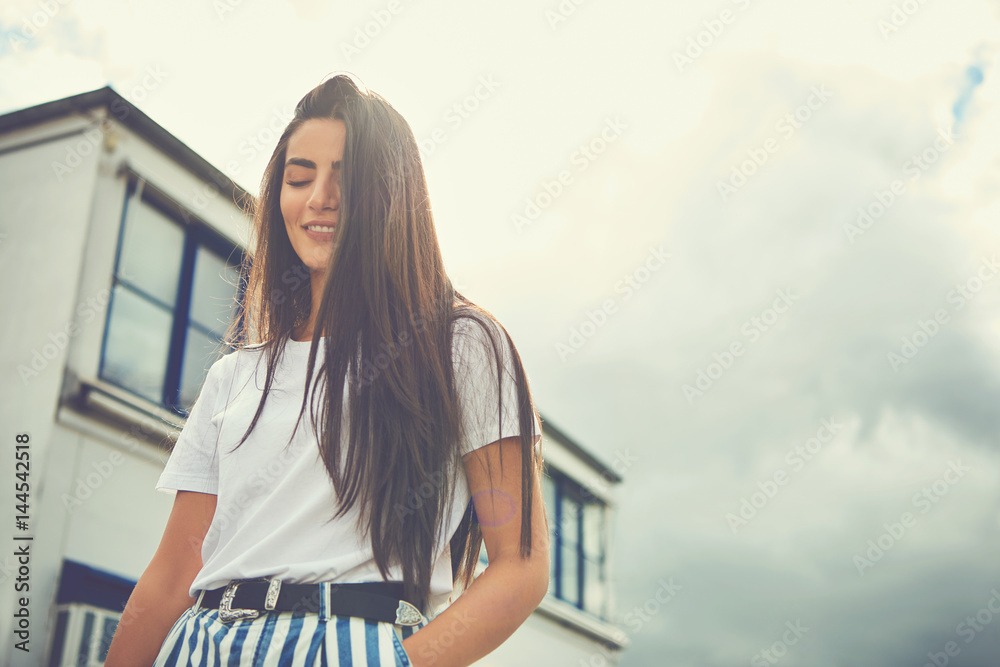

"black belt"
[198, 578, 424, 626]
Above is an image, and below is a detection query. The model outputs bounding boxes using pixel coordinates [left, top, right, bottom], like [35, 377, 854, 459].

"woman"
[105, 74, 549, 667]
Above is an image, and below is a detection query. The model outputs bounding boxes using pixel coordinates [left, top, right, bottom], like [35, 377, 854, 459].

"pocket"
[388, 625, 413, 667]
[165, 606, 193, 641]
[152, 606, 193, 666]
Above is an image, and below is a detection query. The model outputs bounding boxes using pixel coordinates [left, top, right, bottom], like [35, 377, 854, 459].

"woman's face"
[280, 118, 346, 273]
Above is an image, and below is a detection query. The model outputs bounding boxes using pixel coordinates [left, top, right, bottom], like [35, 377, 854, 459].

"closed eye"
[286, 180, 310, 187]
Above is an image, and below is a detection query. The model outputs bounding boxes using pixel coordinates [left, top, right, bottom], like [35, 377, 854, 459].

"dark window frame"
[547, 466, 608, 619]
[99, 173, 246, 416]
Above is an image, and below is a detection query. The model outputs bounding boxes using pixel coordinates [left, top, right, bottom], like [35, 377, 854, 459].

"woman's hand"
[399, 436, 549, 667]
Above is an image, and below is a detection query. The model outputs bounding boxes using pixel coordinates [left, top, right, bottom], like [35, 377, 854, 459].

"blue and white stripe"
[153, 583, 427, 666]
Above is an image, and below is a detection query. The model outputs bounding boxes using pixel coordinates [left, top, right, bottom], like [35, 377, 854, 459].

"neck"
[294, 268, 328, 342]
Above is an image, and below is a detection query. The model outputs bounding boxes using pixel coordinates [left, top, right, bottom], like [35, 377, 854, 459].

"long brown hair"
[221, 73, 544, 613]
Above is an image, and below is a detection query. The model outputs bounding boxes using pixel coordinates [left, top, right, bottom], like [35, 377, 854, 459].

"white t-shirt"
[155, 314, 541, 619]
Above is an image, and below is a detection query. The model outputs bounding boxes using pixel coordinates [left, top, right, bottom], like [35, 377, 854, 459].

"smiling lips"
[303, 221, 336, 241]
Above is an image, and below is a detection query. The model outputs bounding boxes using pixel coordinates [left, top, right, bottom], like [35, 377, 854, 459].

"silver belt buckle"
[395, 599, 422, 626]
[219, 581, 260, 624]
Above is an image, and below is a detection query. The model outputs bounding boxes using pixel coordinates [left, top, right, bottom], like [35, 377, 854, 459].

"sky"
[3, 0, 1000, 665]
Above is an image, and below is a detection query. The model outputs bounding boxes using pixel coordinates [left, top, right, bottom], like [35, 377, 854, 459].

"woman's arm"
[402, 436, 550, 667]
[105, 490, 218, 667]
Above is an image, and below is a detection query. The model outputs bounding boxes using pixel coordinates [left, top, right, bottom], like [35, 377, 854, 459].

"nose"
[307, 172, 339, 214]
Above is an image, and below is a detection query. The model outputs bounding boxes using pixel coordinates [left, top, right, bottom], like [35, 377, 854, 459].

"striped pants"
[153, 584, 429, 666]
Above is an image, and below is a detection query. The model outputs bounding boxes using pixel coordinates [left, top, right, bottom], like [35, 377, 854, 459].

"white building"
[0, 87, 628, 666]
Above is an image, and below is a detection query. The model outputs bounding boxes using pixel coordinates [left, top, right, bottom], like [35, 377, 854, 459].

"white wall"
[0, 114, 103, 666]
[0, 104, 251, 666]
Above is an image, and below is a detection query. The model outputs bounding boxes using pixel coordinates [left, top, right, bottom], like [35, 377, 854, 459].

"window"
[100, 175, 244, 415]
[545, 467, 608, 619]
[471, 466, 608, 619]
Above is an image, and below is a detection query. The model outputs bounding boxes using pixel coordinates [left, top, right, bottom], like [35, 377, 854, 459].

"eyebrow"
[284, 157, 342, 170]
